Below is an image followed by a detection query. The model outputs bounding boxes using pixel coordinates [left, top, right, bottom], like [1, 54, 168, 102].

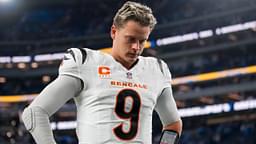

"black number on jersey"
[113, 89, 141, 141]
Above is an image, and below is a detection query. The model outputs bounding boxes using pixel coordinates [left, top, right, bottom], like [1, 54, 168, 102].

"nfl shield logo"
[126, 72, 132, 79]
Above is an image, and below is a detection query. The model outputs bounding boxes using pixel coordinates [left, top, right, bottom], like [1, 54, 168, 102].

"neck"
[110, 53, 138, 70]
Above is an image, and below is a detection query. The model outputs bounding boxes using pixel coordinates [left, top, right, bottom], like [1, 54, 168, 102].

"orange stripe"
[0, 94, 37, 103]
[1, 66, 256, 103]
[171, 65, 256, 85]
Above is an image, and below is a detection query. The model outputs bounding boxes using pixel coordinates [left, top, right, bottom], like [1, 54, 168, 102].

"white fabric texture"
[22, 75, 81, 144]
[155, 87, 181, 127]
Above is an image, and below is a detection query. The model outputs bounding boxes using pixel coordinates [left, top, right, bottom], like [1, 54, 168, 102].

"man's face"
[111, 20, 151, 68]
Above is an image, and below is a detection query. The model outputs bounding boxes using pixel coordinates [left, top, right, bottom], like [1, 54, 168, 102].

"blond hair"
[113, 1, 157, 30]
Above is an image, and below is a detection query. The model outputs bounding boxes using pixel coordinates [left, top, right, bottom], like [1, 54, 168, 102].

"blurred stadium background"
[0, 0, 256, 143]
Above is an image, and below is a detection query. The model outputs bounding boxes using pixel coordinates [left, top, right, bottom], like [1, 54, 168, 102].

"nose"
[131, 41, 141, 51]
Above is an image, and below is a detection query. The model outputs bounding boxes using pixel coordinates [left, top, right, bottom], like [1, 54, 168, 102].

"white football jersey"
[59, 48, 173, 144]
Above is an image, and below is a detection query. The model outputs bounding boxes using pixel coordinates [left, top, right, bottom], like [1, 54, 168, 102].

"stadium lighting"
[0, 0, 12, 3]
[0, 77, 6, 83]
[47, 99, 256, 130]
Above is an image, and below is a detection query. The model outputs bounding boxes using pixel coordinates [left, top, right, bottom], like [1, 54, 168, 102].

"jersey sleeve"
[59, 48, 87, 81]
[22, 75, 82, 144]
[155, 87, 181, 127]
[159, 59, 172, 89]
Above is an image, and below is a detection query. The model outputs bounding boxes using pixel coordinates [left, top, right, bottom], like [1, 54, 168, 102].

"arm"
[22, 75, 82, 144]
[155, 87, 182, 144]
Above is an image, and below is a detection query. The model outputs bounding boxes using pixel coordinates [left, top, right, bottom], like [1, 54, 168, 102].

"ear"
[111, 25, 117, 40]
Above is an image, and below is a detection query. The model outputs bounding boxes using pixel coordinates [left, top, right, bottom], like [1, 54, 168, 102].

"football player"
[22, 1, 182, 144]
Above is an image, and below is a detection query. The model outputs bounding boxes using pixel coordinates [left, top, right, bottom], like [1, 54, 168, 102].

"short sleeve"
[160, 60, 172, 89]
[58, 48, 86, 81]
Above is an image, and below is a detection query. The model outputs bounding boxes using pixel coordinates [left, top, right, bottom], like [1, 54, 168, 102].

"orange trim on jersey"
[111, 80, 147, 90]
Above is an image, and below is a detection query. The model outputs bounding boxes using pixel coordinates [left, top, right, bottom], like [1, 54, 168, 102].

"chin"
[129, 57, 138, 62]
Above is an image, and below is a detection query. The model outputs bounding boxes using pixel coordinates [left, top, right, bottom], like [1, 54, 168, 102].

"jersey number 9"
[113, 89, 141, 141]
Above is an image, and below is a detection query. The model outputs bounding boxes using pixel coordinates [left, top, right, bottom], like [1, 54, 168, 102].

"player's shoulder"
[139, 56, 169, 75]
[65, 47, 105, 65]
[83, 48, 106, 58]
[140, 56, 167, 67]
[68, 47, 100, 57]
